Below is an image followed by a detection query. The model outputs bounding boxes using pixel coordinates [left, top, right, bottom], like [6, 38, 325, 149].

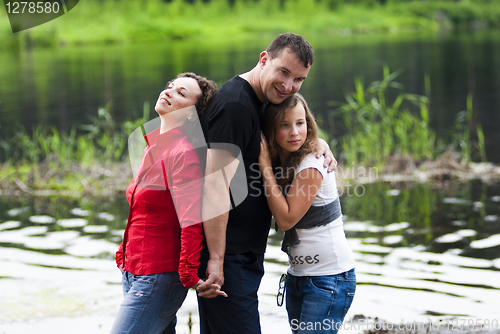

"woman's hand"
[259, 132, 272, 173]
[194, 279, 227, 299]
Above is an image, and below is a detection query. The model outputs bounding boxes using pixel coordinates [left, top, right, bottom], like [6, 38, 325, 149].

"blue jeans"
[286, 268, 356, 334]
[110, 271, 188, 334]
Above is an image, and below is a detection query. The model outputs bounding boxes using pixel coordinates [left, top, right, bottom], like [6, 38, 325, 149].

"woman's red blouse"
[116, 126, 204, 289]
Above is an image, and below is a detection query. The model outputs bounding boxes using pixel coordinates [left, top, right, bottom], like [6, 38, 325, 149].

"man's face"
[259, 48, 311, 104]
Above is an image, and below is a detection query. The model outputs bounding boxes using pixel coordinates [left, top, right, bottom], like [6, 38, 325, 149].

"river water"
[1, 180, 499, 333]
[1, 28, 500, 333]
[1, 30, 500, 162]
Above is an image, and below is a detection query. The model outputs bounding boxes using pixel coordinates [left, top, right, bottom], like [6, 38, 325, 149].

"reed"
[453, 93, 487, 163]
[332, 66, 439, 167]
[0, 103, 148, 166]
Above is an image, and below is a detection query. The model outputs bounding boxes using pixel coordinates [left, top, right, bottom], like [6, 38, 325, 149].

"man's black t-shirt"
[201, 76, 272, 255]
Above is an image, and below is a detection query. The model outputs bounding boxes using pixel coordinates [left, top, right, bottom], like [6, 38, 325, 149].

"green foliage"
[2, 0, 499, 49]
[476, 124, 486, 162]
[390, 0, 500, 28]
[315, 114, 331, 143]
[0, 103, 149, 166]
[453, 93, 487, 162]
[333, 66, 439, 166]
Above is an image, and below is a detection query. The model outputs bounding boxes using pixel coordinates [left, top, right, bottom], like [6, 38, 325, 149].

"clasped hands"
[195, 258, 227, 299]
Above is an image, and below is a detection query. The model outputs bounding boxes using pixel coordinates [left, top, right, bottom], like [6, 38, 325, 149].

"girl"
[259, 93, 356, 334]
[111, 73, 225, 334]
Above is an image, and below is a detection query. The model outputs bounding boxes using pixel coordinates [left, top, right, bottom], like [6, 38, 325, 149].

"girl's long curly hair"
[262, 93, 318, 188]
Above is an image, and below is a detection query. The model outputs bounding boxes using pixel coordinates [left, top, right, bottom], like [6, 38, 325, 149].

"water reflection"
[1, 180, 500, 331]
[0, 195, 128, 257]
[341, 180, 500, 260]
[2, 30, 500, 162]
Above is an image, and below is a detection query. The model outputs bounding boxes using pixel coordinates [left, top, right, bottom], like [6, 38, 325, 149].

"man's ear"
[259, 51, 269, 68]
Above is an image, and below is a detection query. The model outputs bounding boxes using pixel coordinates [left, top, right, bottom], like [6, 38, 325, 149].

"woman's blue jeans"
[286, 268, 356, 334]
[110, 271, 188, 334]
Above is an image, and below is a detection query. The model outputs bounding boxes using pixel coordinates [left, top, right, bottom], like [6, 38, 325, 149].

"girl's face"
[274, 103, 308, 159]
[154, 77, 201, 116]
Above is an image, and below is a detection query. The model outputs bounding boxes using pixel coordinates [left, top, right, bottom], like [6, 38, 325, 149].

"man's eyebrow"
[279, 66, 290, 72]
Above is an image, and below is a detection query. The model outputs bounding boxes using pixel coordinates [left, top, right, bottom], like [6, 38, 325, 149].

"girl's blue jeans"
[286, 268, 356, 334]
[110, 271, 188, 334]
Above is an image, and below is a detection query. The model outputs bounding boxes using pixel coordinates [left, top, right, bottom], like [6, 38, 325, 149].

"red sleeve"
[116, 242, 124, 268]
[179, 223, 204, 288]
[163, 145, 205, 288]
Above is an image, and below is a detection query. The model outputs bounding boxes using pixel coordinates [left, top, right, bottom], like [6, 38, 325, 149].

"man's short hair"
[266, 32, 314, 68]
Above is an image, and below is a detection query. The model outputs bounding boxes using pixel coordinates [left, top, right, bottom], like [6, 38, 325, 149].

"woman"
[111, 73, 225, 334]
[259, 93, 356, 334]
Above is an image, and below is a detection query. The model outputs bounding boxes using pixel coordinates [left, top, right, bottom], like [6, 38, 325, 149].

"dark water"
[0, 194, 129, 256]
[3, 180, 499, 268]
[4, 181, 500, 270]
[1, 30, 500, 162]
[268, 180, 500, 263]
[1, 180, 500, 323]
[341, 180, 500, 261]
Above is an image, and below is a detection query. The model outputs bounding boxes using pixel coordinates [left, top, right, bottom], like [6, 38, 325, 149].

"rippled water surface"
[1, 180, 500, 333]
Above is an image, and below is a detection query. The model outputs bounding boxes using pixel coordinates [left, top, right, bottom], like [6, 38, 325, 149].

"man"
[196, 32, 335, 333]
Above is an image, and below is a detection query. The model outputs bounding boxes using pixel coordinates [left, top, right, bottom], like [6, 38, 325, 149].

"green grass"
[0, 103, 147, 194]
[0, 68, 486, 193]
[321, 66, 486, 168]
[453, 93, 487, 163]
[329, 66, 444, 167]
[0, 103, 149, 166]
[2, 0, 500, 49]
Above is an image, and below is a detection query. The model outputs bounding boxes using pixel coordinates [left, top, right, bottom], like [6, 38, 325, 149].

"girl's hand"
[259, 132, 272, 172]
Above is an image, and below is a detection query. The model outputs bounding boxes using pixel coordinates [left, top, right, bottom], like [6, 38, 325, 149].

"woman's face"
[274, 103, 308, 158]
[154, 77, 201, 116]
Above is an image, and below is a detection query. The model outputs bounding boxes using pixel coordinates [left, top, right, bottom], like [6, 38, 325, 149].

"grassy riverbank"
[2, 67, 498, 197]
[1, 0, 500, 49]
[2, 150, 500, 198]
